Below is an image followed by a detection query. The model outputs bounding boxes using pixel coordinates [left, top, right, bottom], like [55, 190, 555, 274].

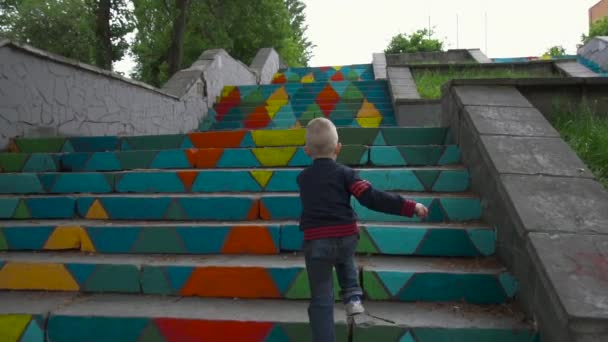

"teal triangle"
[499, 273, 518, 297]
[21, 320, 44, 342]
[238, 86, 257, 99]
[166, 266, 194, 291]
[289, 148, 311, 166]
[240, 132, 255, 147]
[120, 140, 132, 150]
[413, 170, 440, 190]
[61, 141, 75, 153]
[372, 132, 386, 146]
[265, 325, 289, 342]
[66, 263, 96, 286]
[38, 174, 59, 192]
[468, 229, 496, 256]
[268, 268, 301, 294]
[399, 331, 416, 342]
[331, 82, 350, 96]
[376, 271, 413, 296]
[426, 199, 445, 223]
[181, 137, 193, 149]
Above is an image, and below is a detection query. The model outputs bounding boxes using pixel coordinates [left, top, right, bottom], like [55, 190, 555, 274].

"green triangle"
[103, 174, 115, 190]
[140, 267, 174, 295]
[426, 199, 445, 223]
[164, 201, 186, 220]
[117, 150, 158, 170]
[0, 228, 8, 250]
[138, 322, 165, 342]
[354, 326, 405, 341]
[243, 88, 265, 104]
[372, 132, 386, 146]
[280, 323, 313, 341]
[413, 170, 440, 191]
[133, 228, 186, 253]
[362, 271, 389, 300]
[356, 228, 378, 254]
[346, 69, 360, 80]
[286, 270, 339, 299]
[61, 141, 75, 153]
[0, 153, 29, 172]
[300, 103, 323, 126]
[13, 200, 30, 219]
[342, 84, 364, 100]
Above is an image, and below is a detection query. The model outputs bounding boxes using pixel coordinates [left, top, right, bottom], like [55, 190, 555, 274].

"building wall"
[590, 0, 608, 24]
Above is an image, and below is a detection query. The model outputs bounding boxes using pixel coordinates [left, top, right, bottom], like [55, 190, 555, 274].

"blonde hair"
[305, 117, 339, 158]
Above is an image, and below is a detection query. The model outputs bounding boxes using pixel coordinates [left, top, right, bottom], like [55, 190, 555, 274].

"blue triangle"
[284, 83, 303, 97]
[61, 141, 75, 153]
[66, 263, 97, 286]
[499, 273, 518, 298]
[468, 229, 496, 256]
[180, 137, 194, 149]
[265, 325, 290, 342]
[85, 226, 140, 253]
[120, 140, 132, 151]
[332, 82, 350, 96]
[21, 320, 44, 342]
[399, 331, 415, 342]
[38, 174, 59, 192]
[238, 86, 257, 99]
[166, 266, 195, 291]
[268, 267, 301, 295]
[377, 271, 413, 296]
[240, 132, 255, 147]
[372, 132, 386, 146]
[3, 226, 54, 250]
[289, 148, 312, 166]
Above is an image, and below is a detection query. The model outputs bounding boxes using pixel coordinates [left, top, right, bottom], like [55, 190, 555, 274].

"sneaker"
[345, 299, 365, 316]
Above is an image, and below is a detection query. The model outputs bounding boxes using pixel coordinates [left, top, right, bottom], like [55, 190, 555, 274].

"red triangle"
[244, 106, 271, 129]
[272, 74, 287, 84]
[194, 148, 224, 168]
[246, 200, 260, 220]
[177, 171, 198, 192]
[331, 71, 344, 81]
[155, 319, 274, 342]
[316, 84, 340, 117]
[259, 201, 271, 220]
[214, 88, 241, 119]
[320, 66, 330, 72]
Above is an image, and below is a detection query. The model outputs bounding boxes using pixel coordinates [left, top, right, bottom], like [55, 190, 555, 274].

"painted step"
[206, 117, 397, 130]
[0, 194, 481, 221]
[0, 292, 539, 342]
[0, 167, 470, 194]
[0, 222, 495, 257]
[0, 252, 514, 304]
[212, 105, 395, 119]
[0, 144, 460, 173]
[217, 94, 393, 106]
[7, 127, 453, 153]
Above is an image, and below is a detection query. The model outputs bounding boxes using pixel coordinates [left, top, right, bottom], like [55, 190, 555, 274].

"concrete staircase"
[0, 64, 538, 341]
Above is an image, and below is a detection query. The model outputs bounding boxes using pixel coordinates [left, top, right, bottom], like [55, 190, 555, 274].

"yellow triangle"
[356, 117, 383, 128]
[86, 199, 108, 219]
[43, 226, 95, 252]
[0, 262, 80, 291]
[301, 73, 314, 83]
[221, 86, 236, 98]
[267, 87, 289, 103]
[357, 99, 382, 118]
[250, 170, 274, 188]
[333, 66, 342, 71]
[265, 104, 284, 119]
[0, 314, 32, 342]
[252, 147, 297, 167]
[251, 129, 306, 147]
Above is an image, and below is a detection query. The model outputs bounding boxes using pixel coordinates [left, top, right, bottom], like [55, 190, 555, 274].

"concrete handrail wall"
[440, 78, 608, 342]
[249, 48, 282, 84]
[0, 40, 281, 150]
[385, 49, 478, 65]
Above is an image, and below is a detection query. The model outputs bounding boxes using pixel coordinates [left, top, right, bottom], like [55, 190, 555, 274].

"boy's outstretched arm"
[345, 168, 428, 218]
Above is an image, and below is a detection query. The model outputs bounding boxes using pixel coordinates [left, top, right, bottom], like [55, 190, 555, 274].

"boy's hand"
[415, 203, 428, 219]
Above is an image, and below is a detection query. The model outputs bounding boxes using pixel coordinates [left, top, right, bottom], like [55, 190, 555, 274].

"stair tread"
[0, 191, 479, 198]
[0, 251, 503, 273]
[0, 291, 532, 329]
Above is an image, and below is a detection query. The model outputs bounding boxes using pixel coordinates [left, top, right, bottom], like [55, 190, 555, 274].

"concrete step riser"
[0, 145, 461, 173]
[0, 259, 515, 304]
[0, 169, 471, 194]
[0, 195, 481, 221]
[8, 128, 452, 153]
[0, 224, 495, 257]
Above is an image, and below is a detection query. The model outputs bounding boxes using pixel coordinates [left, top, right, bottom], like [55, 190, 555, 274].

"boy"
[297, 118, 429, 342]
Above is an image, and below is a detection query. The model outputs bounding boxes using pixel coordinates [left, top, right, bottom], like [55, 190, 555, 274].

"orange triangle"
[86, 199, 108, 219]
[185, 149, 198, 167]
[357, 99, 382, 118]
[181, 267, 280, 298]
[245, 106, 271, 129]
[177, 171, 199, 191]
[246, 200, 260, 220]
[259, 201, 271, 220]
[192, 148, 224, 169]
[222, 226, 279, 254]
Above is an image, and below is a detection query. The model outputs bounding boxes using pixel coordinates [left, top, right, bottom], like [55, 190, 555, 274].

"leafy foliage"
[543, 45, 566, 58]
[582, 17, 608, 44]
[384, 29, 444, 54]
[131, 0, 314, 86]
[0, 0, 133, 70]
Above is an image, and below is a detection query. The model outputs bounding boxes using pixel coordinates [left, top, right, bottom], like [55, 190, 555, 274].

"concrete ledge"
[387, 66, 420, 106]
[443, 83, 608, 341]
[249, 48, 281, 84]
[372, 53, 387, 79]
[395, 99, 441, 127]
[386, 49, 476, 65]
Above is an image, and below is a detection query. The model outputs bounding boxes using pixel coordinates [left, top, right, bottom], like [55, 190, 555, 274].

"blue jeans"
[304, 234, 362, 342]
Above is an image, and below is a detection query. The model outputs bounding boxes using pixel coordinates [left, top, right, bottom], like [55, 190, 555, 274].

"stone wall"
[578, 36, 608, 74]
[441, 79, 608, 342]
[0, 40, 208, 150]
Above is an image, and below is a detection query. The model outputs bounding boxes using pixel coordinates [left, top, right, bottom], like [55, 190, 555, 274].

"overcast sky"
[115, 0, 601, 74]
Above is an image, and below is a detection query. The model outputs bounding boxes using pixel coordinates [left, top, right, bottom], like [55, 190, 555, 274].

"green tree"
[544, 45, 566, 58]
[582, 17, 608, 44]
[384, 29, 444, 54]
[131, 0, 313, 86]
[0, 0, 133, 70]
